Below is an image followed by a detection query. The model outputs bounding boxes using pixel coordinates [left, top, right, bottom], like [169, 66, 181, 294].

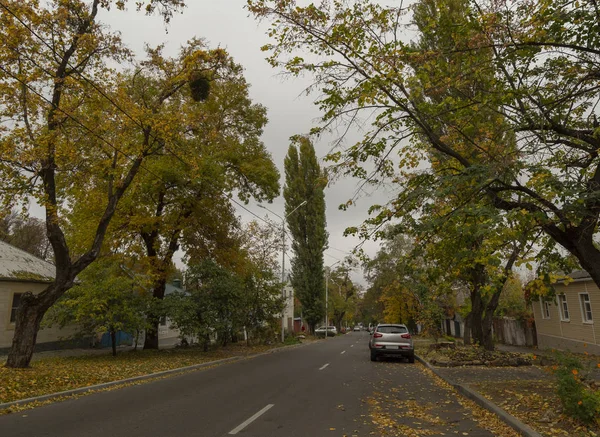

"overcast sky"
[99, 0, 392, 286]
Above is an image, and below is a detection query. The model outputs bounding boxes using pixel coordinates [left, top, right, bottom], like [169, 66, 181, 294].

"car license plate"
[386, 345, 399, 349]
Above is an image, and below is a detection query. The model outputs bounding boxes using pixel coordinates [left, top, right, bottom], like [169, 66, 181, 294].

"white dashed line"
[229, 404, 274, 435]
[319, 363, 330, 370]
[341, 350, 346, 354]
[350, 345, 354, 348]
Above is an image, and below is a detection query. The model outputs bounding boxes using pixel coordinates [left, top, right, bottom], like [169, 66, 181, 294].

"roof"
[568, 270, 591, 280]
[165, 281, 185, 295]
[0, 240, 55, 282]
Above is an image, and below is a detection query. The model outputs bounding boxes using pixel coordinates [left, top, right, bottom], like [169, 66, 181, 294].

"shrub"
[553, 352, 600, 425]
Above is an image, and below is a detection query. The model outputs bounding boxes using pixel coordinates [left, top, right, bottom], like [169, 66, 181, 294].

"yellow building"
[533, 271, 599, 355]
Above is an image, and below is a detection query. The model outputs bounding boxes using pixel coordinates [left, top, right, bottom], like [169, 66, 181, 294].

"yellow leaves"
[0, 344, 276, 405]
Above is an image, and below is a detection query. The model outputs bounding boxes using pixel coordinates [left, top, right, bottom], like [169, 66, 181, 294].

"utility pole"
[325, 260, 340, 340]
[258, 200, 307, 342]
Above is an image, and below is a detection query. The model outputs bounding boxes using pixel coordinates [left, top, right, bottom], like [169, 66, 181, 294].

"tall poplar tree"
[283, 136, 327, 332]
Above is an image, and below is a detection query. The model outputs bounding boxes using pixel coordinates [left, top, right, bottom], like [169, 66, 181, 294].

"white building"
[283, 283, 295, 333]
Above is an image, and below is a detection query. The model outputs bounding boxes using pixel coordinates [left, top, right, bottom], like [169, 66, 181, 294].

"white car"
[315, 326, 337, 337]
[353, 326, 361, 332]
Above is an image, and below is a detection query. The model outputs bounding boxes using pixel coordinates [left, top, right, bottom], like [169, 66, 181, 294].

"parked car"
[368, 324, 414, 363]
[315, 326, 337, 337]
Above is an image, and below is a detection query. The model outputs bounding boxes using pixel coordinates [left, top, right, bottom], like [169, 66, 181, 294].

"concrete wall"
[533, 279, 600, 354]
[0, 281, 78, 349]
[493, 317, 537, 347]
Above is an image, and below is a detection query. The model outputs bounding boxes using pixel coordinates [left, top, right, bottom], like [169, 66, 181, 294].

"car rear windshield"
[377, 326, 408, 334]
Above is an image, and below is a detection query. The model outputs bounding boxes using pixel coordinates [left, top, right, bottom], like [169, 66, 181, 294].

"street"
[1, 333, 502, 437]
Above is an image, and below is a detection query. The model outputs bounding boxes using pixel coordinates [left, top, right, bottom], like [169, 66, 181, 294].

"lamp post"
[325, 260, 340, 340]
[258, 200, 307, 343]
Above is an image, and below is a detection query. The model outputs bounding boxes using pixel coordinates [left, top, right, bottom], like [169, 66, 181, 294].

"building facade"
[533, 271, 600, 355]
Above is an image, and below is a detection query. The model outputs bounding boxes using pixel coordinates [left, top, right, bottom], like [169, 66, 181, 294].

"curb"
[416, 355, 543, 437]
[1, 341, 311, 411]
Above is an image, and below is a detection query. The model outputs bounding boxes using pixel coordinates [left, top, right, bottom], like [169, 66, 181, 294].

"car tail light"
[373, 332, 383, 338]
[401, 333, 411, 339]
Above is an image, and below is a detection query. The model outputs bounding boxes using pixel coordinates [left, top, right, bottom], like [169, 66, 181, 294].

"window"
[10, 293, 23, 323]
[376, 325, 408, 334]
[540, 298, 550, 319]
[579, 293, 593, 323]
[159, 316, 167, 326]
[557, 294, 570, 321]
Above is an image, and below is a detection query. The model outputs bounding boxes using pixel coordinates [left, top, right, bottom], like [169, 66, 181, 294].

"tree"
[248, 0, 600, 311]
[166, 258, 246, 349]
[100, 41, 279, 350]
[326, 264, 358, 333]
[0, 0, 219, 368]
[167, 221, 285, 349]
[283, 136, 328, 332]
[0, 211, 52, 260]
[45, 255, 150, 356]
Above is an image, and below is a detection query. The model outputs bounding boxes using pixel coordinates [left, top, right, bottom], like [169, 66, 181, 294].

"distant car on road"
[315, 326, 337, 337]
[353, 326, 361, 332]
[369, 324, 414, 363]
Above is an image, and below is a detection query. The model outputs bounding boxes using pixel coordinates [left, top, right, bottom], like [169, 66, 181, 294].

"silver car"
[315, 326, 337, 337]
[368, 324, 414, 363]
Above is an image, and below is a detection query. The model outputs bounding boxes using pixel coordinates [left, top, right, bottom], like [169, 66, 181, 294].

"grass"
[0, 343, 288, 405]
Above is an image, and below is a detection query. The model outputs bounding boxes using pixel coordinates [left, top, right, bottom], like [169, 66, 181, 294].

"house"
[0, 240, 77, 351]
[533, 271, 600, 355]
[442, 286, 468, 338]
[156, 278, 187, 347]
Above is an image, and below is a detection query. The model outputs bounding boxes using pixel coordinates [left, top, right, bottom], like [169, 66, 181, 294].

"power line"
[0, 1, 275, 234]
[0, 0, 195, 170]
[0, 63, 170, 184]
[1, 2, 373, 269]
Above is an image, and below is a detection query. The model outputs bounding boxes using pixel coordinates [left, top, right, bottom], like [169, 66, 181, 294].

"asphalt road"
[0, 332, 499, 437]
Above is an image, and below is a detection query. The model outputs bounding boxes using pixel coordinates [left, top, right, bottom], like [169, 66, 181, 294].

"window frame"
[9, 292, 24, 324]
[578, 293, 593, 324]
[539, 297, 551, 319]
[557, 294, 570, 322]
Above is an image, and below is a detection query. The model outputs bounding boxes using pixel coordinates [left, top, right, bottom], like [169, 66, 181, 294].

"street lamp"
[325, 260, 340, 340]
[257, 200, 307, 343]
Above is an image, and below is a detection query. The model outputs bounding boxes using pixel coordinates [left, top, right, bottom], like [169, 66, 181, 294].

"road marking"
[229, 404, 274, 435]
[319, 363, 330, 370]
[341, 350, 346, 354]
[350, 345, 354, 348]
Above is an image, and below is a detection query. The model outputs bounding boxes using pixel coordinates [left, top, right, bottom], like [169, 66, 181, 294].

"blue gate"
[100, 331, 133, 348]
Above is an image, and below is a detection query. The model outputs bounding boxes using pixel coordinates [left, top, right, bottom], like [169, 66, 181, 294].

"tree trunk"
[110, 330, 117, 357]
[481, 283, 505, 351]
[144, 323, 160, 350]
[143, 280, 167, 350]
[5, 293, 47, 368]
[463, 313, 472, 345]
[203, 333, 210, 352]
[470, 291, 485, 346]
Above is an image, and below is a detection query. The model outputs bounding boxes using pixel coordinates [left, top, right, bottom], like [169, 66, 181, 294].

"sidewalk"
[496, 343, 600, 381]
[417, 344, 600, 437]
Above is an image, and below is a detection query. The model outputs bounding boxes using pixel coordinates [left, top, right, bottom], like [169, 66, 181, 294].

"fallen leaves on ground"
[366, 361, 519, 437]
[421, 345, 532, 367]
[420, 365, 520, 437]
[0, 343, 280, 408]
[475, 379, 600, 437]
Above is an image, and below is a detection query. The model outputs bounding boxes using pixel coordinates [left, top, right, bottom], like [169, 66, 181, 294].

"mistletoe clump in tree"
[0, 0, 193, 368]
